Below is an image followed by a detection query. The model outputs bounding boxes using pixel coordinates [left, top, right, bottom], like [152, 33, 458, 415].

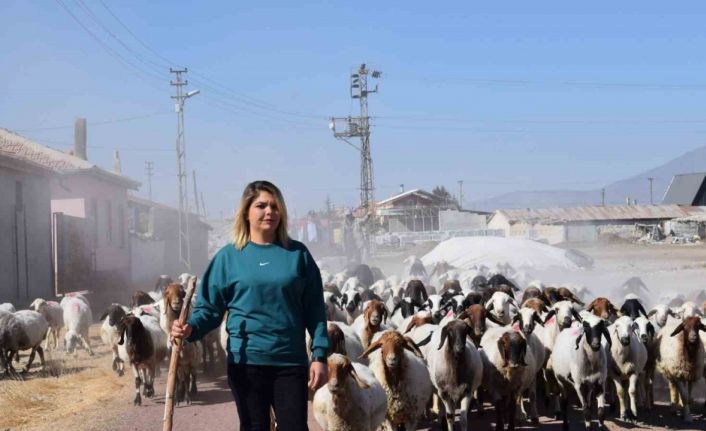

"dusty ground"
[3, 242, 706, 430]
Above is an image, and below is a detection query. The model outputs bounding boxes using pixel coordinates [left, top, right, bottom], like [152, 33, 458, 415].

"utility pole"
[330, 63, 382, 262]
[170, 68, 199, 272]
[145, 161, 154, 201]
[601, 188, 605, 206]
[458, 180, 464, 210]
[648, 177, 654, 205]
[192, 170, 202, 217]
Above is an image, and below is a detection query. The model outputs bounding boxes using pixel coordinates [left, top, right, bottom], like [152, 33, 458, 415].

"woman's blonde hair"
[232, 180, 289, 250]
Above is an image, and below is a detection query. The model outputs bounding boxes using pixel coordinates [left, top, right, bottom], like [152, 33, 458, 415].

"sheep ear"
[404, 336, 424, 358]
[697, 322, 706, 333]
[637, 303, 648, 318]
[117, 325, 126, 346]
[602, 325, 612, 347]
[647, 309, 657, 318]
[586, 300, 596, 312]
[382, 306, 389, 324]
[533, 313, 544, 327]
[543, 310, 556, 324]
[456, 310, 469, 321]
[520, 344, 528, 366]
[570, 294, 584, 306]
[647, 322, 655, 337]
[670, 323, 685, 337]
[571, 308, 583, 323]
[416, 332, 433, 347]
[99, 309, 110, 321]
[359, 340, 382, 359]
[496, 338, 508, 366]
[574, 333, 583, 350]
[349, 367, 370, 389]
[437, 326, 449, 351]
[484, 300, 493, 311]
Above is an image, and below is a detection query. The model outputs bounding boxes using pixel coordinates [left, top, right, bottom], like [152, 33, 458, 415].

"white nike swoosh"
[259, 262, 270, 266]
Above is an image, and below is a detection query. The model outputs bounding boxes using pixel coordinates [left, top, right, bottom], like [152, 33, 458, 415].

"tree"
[432, 185, 459, 208]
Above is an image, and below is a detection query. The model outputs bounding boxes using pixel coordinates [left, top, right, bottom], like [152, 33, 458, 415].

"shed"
[662, 173, 706, 206]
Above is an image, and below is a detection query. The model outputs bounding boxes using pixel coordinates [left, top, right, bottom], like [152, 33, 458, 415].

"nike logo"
[259, 262, 270, 266]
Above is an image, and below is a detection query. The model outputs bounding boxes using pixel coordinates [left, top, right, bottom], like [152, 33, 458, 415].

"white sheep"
[655, 316, 705, 422]
[29, 298, 64, 350]
[605, 316, 647, 421]
[484, 291, 518, 325]
[633, 315, 657, 408]
[427, 319, 483, 431]
[360, 330, 432, 431]
[313, 353, 387, 431]
[512, 307, 547, 424]
[61, 296, 93, 355]
[99, 303, 130, 375]
[0, 303, 16, 313]
[551, 314, 610, 430]
[647, 303, 675, 329]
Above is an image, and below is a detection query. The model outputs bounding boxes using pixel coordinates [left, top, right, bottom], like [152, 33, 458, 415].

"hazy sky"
[4, 1, 706, 216]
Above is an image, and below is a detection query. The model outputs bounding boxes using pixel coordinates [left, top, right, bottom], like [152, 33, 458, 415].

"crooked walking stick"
[163, 276, 197, 431]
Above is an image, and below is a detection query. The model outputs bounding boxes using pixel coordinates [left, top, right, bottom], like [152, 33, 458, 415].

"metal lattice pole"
[170, 68, 199, 272]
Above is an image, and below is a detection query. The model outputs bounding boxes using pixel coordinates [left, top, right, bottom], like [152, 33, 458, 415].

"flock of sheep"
[2, 255, 706, 431]
[312, 256, 706, 431]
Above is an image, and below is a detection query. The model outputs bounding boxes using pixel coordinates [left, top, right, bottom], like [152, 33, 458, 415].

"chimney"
[399, 184, 405, 193]
[74, 118, 87, 160]
[113, 150, 122, 174]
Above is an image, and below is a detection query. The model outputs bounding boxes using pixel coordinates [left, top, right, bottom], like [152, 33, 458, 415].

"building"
[0, 125, 140, 308]
[662, 173, 706, 206]
[0, 152, 56, 305]
[128, 195, 211, 288]
[376, 189, 472, 233]
[489, 204, 706, 244]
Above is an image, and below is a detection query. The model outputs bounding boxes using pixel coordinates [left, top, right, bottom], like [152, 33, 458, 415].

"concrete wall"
[0, 168, 53, 305]
[439, 210, 487, 231]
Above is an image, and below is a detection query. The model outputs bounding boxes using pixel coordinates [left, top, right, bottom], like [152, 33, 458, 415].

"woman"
[172, 180, 329, 431]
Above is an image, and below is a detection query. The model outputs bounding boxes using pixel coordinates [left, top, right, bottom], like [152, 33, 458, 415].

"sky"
[3, 1, 706, 217]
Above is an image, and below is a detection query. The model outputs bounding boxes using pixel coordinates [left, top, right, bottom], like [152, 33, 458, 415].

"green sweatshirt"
[187, 240, 329, 366]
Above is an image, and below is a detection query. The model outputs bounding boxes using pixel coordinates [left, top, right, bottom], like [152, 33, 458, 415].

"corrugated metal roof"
[496, 204, 706, 224]
[0, 128, 140, 189]
[377, 189, 434, 206]
[662, 173, 706, 205]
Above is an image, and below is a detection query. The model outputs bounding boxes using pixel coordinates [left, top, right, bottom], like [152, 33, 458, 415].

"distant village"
[3, 120, 706, 311]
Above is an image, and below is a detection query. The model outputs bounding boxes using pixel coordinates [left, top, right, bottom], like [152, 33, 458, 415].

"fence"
[374, 229, 505, 247]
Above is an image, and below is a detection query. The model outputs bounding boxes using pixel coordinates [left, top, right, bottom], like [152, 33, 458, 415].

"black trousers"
[227, 363, 309, 431]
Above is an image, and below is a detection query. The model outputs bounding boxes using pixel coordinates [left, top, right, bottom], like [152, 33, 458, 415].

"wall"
[0, 168, 53, 305]
[439, 210, 487, 231]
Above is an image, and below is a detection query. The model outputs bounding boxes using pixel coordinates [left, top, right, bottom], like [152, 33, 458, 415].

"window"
[107, 201, 113, 244]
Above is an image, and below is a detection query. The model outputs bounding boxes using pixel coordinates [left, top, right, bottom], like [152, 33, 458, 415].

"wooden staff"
[163, 276, 197, 431]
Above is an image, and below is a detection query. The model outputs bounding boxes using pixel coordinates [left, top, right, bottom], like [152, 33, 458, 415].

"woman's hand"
[308, 361, 328, 390]
[171, 320, 193, 339]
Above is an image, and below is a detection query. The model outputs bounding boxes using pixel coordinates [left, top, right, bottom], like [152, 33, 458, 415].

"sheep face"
[579, 319, 611, 352]
[514, 308, 544, 337]
[437, 320, 471, 359]
[647, 304, 673, 327]
[484, 292, 517, 323]
[497, 332, 527, 368]
[544, 300, 581, 330]
[327, 353, 368, 394]
[341, 292, 362, 314]
[404, 279, 428, 308]
[364, 300, 388, 327]
[29, 298, 47, 312]
[392, 299, 416, 320]
[586, 297, 619, 322]
[164, 284, 185, 314]
[458, 305, 503, 344]
[633, 316, 655, 344]
[611, 316, 636, 346]
[670, 316, 706, 346]
[360, 331, 422, 370]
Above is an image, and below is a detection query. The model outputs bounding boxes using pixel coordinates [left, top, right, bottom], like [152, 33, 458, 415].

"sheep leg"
[43, 328, 52, 350]
[575, 383, 591, 430]
[441, 398, 455, 431]
[613, 377, 627, 420]
[646, 369, 654, 408]
[23, 347, 38, 373]
[627, 373, 639, 421]
[493, 398, 505, 431]
[527, 384, 539, 425]
[133, 365, 142, 406]
[507, 393, 517, 431]
[516, 391, 527, 422]
[559, 394, 569, 431]
[79, 334, 93, 356]
[35, 346, 46, 372]
[144, 366, 155, 398]
[190, 365, 198, 394]
[596, 384, 607, 428]
[459, 395, 471, 431]
[675, 380, 691, 422]
[667, 380, 679, 414]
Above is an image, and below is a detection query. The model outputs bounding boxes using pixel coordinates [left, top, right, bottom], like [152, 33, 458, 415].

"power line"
[13, 111, 171, 132]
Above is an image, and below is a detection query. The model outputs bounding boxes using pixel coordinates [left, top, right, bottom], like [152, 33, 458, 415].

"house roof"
[377, 188, 452, 207]
[0, 128, 140, 189]
[128, 194, 211, 230]
[662, 173, 706, 205]
[493, 204, 706, 224]
[0, 151, 59, 177]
